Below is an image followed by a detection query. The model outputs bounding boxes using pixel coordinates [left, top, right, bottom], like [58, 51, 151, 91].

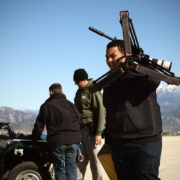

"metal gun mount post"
[119, 10, 180, 85]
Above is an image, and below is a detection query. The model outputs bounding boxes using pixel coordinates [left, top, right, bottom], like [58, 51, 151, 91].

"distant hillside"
[157, 83, 180, 133]
[0, 83, 180, 134]
[0, 107, 37, 134]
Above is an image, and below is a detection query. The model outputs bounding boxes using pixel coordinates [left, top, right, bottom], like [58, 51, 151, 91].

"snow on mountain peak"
[157, 82, 180, 94]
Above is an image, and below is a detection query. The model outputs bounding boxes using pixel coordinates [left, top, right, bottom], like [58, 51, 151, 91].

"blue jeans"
[111, 139, 162, 180]
[51, 144, 78, 180]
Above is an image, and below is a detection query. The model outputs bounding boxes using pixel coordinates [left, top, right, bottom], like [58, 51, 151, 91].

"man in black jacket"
[103, 40, 162, 180]
[32, 83, 81, 180]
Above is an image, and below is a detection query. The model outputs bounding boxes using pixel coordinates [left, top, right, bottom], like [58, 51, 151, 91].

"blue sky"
[0, 0, 180, 111]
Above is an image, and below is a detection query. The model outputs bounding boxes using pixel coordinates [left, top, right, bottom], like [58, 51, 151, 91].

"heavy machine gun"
[88, 11, 180, 93]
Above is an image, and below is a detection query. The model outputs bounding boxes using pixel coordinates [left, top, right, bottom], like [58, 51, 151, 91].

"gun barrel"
[89, 26, 115, 41]
[89, 67, 124, 93]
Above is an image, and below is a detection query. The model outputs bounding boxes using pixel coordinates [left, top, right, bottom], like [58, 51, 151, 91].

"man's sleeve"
[31, 104, 46, 140]
[128, 71, 161, 91]
[92, 91, 105, 135]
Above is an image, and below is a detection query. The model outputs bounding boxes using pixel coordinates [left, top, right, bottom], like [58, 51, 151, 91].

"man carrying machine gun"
[103, 39, 162, 180]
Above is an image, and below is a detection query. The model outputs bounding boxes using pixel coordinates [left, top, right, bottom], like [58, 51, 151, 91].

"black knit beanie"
[73, 69, 88, 81]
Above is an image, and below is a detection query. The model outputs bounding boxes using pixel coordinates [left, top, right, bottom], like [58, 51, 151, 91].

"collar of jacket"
[46, 93, 66, 102]
[84, 78, 93, 90]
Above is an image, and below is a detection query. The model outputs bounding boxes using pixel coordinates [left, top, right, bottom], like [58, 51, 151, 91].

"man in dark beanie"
[73, 69, 88, 82]
[73, 68, 105, 180]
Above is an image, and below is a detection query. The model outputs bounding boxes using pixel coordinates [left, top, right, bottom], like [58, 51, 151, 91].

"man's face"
[74, 80, 86, 89]
[106, 47, 125, 69]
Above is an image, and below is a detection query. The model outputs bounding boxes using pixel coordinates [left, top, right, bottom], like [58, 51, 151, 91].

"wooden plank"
[98, 145, 117, 180]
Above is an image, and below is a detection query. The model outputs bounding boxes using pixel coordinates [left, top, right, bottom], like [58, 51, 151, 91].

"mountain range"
[0, 107, 37, 134]
[0, 82, 180, 134]
[157, 83, 180, 133]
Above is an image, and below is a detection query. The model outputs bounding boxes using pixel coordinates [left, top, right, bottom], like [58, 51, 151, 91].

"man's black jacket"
[103, 71, 162, 144]
[32, 93, 81, 147]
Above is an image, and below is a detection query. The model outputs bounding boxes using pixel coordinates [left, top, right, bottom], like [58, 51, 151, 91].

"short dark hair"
[49, 83, 63, 94]
[106, 40, 125, 55]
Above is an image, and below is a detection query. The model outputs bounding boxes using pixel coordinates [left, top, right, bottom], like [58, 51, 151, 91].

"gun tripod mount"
[88, 11, 180, 93]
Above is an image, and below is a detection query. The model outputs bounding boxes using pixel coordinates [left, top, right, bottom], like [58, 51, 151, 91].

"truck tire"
[7, 161, 52, 180]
